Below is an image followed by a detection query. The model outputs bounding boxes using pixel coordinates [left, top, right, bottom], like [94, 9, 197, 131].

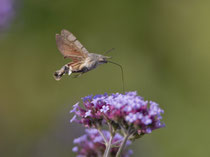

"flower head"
[72, 129, 132, 157]
[70, 91, 165, 138]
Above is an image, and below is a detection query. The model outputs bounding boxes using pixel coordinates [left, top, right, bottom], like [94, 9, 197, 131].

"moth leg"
[66, 66, 72, 76]
[72, 73, 83, 78]
[72, 67, 89, 78]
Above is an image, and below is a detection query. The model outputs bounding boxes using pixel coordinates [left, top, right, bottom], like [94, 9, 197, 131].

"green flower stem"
[103, 122, 115, 157]
[98, 128, 108, 144]
[103, 134, 114, 157]
[116, 134, 130, 157]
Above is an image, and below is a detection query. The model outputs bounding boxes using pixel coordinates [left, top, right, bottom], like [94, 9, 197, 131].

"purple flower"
[100, 105, 109, 113]
[146, 128, 152, 134]
[125, 113, 137, 123]
[70, 91, 165, 137]
[0, 0, 14, 30]
[85, 110, 92, 117]
[73, 135, 88, 145]
[72, 146, 78, 152]
[70, 102, 79, 113]
[149, 101, 164, 116]
[136, 113, 143, 119]
[141, 116, 152, 125]
[72, 129, 132, 157]
[82, 95, 93, 102]
[70, 115, 77, 123]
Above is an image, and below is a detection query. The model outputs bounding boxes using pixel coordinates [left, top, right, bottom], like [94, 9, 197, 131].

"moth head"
[98, 55, 111, 64]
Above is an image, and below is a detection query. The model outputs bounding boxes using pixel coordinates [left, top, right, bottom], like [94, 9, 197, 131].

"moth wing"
[56, 29, 89, 60]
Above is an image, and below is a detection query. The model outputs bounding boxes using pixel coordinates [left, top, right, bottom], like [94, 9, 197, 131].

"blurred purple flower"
[72, 129, 132, 157]
[0, 0, 14, 29]
[100, 105, 109, 113]
[70, 91, 165, 138]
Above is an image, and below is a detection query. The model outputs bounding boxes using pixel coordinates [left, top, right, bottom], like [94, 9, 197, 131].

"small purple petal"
[142, 116, 152, 125]
[125, 113, 137, 123]
[70, 115, 77, 123]
[136, 113, 143, 119]
[82, 95, 93, 102]
[84, 110, 91, 118]
[70, 102, 79, 113]
[146, 128, 152, 134]
[85, 129, 98, 134]
[72, 146, 78, 152]
[123, 106, 132, 112]
[125, 91, 137, 96]
[100, 105, 109, 113]
[73, 135, 87, 144]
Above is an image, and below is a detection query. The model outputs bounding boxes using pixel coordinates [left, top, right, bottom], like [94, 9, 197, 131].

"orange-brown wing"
[56, 29, 89, 60]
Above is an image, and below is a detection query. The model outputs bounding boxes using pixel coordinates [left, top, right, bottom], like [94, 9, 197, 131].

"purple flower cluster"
[70, 91, 164, 138]
[0, 0, 14, 30]
[72, 129, 133, 157]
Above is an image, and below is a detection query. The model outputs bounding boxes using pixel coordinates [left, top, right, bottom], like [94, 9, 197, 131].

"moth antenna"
[104, 48, 115, 55]
[108, 61, 125, 93]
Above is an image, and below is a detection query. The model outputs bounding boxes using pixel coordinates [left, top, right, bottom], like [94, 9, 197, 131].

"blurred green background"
[1, 0, 210, 157]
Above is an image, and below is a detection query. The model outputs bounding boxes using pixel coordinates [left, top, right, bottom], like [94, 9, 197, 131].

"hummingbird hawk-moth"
[54, 29, 111, 80]
[54, 29, 125, 91]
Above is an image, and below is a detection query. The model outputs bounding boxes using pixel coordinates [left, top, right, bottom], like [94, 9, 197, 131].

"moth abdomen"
[73, 66, 89, 73]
